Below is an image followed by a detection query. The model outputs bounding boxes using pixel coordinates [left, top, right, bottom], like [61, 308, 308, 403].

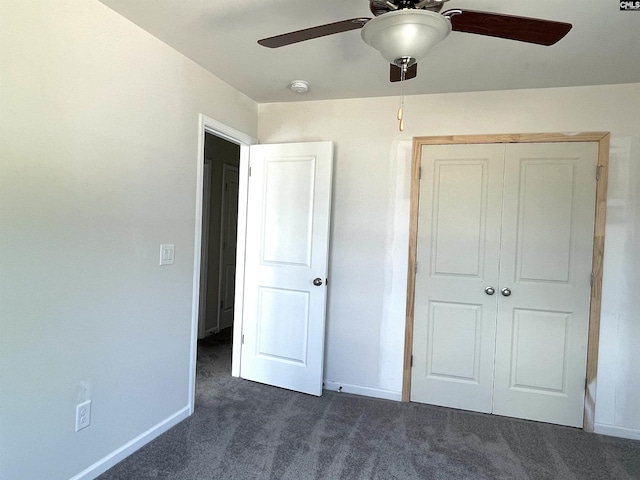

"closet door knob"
[313, 278, 323, 286]
[501, 287, 512, 297]
[485, 287, 495, 295]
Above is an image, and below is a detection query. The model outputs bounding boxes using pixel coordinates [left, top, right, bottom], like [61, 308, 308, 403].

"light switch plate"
[160, 244, 175, 265]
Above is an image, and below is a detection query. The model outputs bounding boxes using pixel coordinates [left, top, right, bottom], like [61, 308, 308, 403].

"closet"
[409, 141, 599, 427]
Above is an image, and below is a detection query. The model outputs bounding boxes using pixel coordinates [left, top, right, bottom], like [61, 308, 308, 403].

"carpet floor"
[98, 329, 640, 479]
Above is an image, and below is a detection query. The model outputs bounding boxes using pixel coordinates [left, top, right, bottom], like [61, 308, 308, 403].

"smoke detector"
[289, 80, 309, 93]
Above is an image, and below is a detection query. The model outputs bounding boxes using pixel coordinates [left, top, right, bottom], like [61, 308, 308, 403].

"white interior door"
[411, 144, 505, 412]
[217, 164, 239, 331]
[492, 142, 597, 427]
[240, 141, 333, 396]
[198, 161, 212, 339]
[412, 141, 597, 427]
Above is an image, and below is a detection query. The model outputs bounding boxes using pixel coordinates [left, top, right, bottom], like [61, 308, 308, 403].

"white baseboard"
[324, 381, 402, 402]
[69, 405, 191, 480]
[594, 422, 640, 441]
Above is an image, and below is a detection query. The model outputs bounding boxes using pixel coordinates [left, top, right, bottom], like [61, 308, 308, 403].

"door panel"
[428, 301, 483, 382]
[262, 158, 314, 266]
[241, 142, 333, 396]
[433, 162, 487, 276]
[411, 144, 505, 412]
[256, 287, 309, 364]
[515, 162, 575, 282]
[198, 162, 212, 338]
[509, 309, 571, 393]
[493, 142, 598, 427]
[219, 164, 239, 331]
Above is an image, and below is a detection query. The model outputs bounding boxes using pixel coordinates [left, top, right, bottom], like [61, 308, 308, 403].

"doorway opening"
[188, 115, 255, 414]
[198, 132, 240, 340]
[194, 133, 240, 404]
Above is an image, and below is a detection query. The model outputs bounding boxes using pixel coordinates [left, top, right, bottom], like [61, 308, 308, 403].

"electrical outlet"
[75, 400, 91, 432]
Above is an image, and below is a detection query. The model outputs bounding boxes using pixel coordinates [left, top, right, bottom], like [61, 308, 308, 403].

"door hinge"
[241, 334, 244, 345]
[590, 272, 594, 287]
[220, 300, 224, 309]
[585, 377, 588, 390]
[249, 166, 252, 177]
[414, 263, 418, 274]
[419, 166, 422, 180]
[410, 355, 414, 367]
[596, 165, 601, 181]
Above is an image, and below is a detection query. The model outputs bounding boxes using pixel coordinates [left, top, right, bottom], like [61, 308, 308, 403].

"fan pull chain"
[397, 64, 406, 132]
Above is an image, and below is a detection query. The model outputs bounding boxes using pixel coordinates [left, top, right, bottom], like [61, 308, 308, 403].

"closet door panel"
[411, 144, 504, 412]
[493, 142, 598, 427]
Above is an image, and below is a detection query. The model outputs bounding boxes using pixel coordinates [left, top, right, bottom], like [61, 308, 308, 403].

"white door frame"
[402, 132, 610, 432]
[189, 114, 256, 414]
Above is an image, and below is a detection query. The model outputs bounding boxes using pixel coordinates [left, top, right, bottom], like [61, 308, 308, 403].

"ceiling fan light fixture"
[361, 9, 451, 64]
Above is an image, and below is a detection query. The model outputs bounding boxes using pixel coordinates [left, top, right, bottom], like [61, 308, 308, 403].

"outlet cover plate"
[75, 400, 91, 432]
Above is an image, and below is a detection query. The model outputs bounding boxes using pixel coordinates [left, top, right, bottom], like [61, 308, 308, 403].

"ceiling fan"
[257, 0, 572, 83]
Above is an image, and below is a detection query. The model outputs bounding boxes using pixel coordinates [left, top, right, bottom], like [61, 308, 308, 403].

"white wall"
[0, 1, 257, 479]
[596, 134, 640, 439]
[257, 83, 640, 436]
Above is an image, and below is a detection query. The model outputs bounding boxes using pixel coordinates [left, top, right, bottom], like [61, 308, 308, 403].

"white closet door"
[492, 142, 598, 427]
[411, 144, 505, 412]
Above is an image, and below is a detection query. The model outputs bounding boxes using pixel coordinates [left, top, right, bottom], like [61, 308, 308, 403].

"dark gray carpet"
[99, 329, 640, 479]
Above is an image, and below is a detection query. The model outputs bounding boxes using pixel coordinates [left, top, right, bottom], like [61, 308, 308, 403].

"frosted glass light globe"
[361, 10, 451, 65]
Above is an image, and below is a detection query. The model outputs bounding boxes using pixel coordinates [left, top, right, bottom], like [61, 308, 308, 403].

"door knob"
[313, 278, 323, 286]
[485, 286, 495, 295]
[501, 287, 512, 297]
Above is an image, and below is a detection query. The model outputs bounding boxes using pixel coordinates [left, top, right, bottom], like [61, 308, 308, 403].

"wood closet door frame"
[402, 132, 610, 432]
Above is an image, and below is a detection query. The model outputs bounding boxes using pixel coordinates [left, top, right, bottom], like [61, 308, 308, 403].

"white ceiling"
[98, 0, 640, 103]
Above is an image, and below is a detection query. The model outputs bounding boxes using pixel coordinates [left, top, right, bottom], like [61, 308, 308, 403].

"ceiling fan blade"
[446, 10, 572, 46]
[390, 63, 418, 82]
[258, 18, 370, 48]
